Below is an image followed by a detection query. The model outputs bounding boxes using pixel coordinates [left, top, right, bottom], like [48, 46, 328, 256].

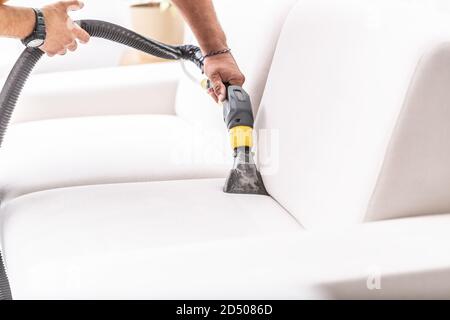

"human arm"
[171, 0, 245, 102]
[0, 3, 36, 39]
[0, 0, 90, 56]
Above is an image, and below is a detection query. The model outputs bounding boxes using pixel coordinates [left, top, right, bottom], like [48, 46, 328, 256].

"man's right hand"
[40, 0, 90, 56]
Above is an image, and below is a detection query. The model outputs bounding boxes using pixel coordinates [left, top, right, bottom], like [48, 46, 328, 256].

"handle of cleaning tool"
[223, 85, 254, 130]
[200, 79, 254, 130]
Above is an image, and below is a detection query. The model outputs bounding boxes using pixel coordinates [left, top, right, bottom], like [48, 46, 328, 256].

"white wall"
[410, 0, 450, 11]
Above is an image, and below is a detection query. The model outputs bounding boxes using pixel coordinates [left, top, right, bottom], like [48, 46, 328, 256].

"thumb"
[61, 0, 84, 11]
[210, 73, 226, 102]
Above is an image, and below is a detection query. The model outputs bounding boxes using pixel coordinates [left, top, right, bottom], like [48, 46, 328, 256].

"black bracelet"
[203, 48, 231, 59]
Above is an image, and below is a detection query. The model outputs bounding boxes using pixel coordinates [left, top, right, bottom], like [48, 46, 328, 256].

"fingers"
[208, 88, 219, 103]
[42, 36, 78, 56]
[229, 74, 246, 87]
[67, 40, 78, 52]
[73, 23, 90, 44]
[210, 73, 227, 102]
[43, 28, 87, 57]
[40, 43, 57, 57]
[40, 0, 88, 57]
[60, 0, 84, 11]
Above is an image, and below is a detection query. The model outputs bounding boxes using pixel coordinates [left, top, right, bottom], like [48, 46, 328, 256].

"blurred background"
[2, 0, 450, 79]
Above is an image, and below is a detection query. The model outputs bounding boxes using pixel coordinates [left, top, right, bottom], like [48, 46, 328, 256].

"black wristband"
[22, 8, 46, 48]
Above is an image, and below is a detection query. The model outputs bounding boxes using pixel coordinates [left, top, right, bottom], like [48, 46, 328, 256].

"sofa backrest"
[175, 0, 297, 130]
[256, 0, 450, 229]
[365, 43, 450, 222]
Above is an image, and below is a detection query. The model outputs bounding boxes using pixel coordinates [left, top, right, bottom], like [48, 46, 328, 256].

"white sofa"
[2, 0, 450, 299]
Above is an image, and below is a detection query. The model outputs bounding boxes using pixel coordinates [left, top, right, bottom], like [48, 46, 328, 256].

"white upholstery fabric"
[0, 179, 301, 299]
[3, 178, 450, 299]
[12, 63, 181, 123]
[256, 0, 450, 229]
[0, 115, 232, 200]
[366, 44, 450, 221]
[175, 0, 296, 129]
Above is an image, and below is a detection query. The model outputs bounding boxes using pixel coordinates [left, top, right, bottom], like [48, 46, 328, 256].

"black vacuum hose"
[0, 19, 204, 300]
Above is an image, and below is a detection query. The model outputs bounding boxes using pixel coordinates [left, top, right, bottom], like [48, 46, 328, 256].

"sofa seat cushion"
[0, 115, 233, 201]
[0, 178, 301, 299]
[3, 178, 450, 299]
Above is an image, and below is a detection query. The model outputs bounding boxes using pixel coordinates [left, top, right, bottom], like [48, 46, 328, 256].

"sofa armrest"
[11, 62, 182, 123]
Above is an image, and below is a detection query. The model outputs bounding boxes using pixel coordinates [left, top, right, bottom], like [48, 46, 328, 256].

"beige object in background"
[120, 3, 185, 65]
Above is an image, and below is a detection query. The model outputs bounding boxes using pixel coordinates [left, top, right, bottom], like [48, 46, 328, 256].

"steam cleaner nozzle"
[222, 86, 269, 195]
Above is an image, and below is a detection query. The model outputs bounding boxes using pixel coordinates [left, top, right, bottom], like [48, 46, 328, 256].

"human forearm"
[171, 0, 244, 102]
[0, 4, 35, 39]
[0, 1, 90, 56]
[171, 0, 227, 54]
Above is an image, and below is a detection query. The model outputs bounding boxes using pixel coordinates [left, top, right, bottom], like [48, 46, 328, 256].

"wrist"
[21, 8, 46, 48]
[203, 48, 231, 59]
[201, 43, 228, 54]
[199, 33, 228, 55]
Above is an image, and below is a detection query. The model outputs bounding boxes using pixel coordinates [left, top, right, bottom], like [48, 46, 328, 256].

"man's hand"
[171, 0, 245, 103]
[204, 52, 245, 103]
[40, 0, 90, 56]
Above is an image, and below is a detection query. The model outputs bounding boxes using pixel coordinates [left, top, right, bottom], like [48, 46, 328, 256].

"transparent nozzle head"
[223, 147, 269, 195]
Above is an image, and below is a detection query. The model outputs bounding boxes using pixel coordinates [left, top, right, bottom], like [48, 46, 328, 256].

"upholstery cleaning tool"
[202, 80, 269, 195]
[0, 19, 204, 301]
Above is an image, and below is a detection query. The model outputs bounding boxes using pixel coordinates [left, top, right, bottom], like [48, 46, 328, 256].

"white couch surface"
[0, 115, 232, 200]
[366, 44, 450, 221]
[1, 179, 300, 299]
[11, 63, 181, 124]
[3, 180, 450, 299]
[256, 0, 450, 229]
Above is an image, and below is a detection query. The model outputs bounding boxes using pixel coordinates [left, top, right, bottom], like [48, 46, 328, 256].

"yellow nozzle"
[230, 126, 253, 149]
